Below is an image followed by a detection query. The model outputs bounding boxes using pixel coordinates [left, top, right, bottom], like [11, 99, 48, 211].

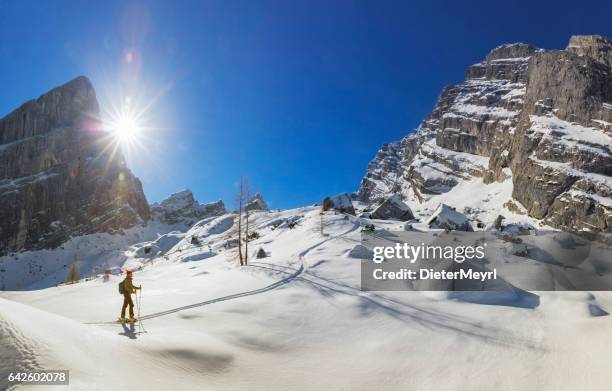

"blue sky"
[1, 1, 611, 209]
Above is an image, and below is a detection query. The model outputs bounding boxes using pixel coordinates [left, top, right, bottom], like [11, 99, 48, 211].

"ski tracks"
[248, 261, 542, 349]
[86, 264, 304, 325]
[88, 218, 358, 326]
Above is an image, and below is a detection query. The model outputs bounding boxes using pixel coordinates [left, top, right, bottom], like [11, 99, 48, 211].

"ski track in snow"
[88, 218, 360, 325]
[248, 261, 540, 350]
[87, 264, 304, 325]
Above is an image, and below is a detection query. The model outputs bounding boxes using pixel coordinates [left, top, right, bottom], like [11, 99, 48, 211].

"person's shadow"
[119, 322, 137, 339]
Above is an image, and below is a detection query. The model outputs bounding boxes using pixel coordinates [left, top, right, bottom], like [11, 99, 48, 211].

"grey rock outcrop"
[358, 133, 428, 202]
[566, 35, 612, 69]
[370, 195, 415, 221]
[0, 76, 150, 254]
[245, 193, 268, 212]
[358, 35, 612, 233]
[427, 204, 473, 231]
[322, 193, 356, 215]
[466, 43, 535, 82]
[150, 189, 226, 225]
[255, 247, 268, 258]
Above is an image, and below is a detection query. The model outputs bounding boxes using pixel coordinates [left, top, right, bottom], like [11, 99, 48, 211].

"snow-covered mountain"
[358, 35, 612, 234]
[0, 188, 227, 291]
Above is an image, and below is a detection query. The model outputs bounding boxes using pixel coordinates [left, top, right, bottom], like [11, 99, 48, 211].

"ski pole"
[137, 287, 146, 333]
[135, 290, 140, 333]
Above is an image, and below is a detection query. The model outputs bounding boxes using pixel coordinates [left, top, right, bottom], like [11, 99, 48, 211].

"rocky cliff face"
[509, 37, 612, 232]
[358, 35, 612, 233]
[0, 76, 150, 255]
[359, 43, 534, 202]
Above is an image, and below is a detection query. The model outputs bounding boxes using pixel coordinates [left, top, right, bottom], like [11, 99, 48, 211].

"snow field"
[2, 206, 612, 390]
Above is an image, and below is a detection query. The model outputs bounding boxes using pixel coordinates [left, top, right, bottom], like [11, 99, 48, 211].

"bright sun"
[100, 93, 152, 162]
[112, 115, 141, 142]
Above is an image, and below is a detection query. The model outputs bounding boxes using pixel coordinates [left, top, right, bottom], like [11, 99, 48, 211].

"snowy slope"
[0, 298, 207, 390]
[0, 220, 191, 291]
[3, 207, 612, 390]
[403, 174, 547, 230]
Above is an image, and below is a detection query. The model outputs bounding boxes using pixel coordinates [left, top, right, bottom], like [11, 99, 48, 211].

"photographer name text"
[372, 268, 497, 281]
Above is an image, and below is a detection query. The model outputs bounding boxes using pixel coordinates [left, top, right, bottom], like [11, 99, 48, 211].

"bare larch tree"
[235, 177, 252, 266]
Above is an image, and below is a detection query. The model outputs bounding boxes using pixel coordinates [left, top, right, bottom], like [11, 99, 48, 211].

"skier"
[119, 270, 141, 322]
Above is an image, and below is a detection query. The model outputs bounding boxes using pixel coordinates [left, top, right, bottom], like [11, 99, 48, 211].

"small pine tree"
[66, 256, 79, 284]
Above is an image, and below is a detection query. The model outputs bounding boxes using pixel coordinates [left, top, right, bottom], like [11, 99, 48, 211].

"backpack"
[118, 280, 125, 295]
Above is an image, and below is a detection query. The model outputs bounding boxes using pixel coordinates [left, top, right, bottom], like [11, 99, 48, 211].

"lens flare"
[102, 93, 148, 153]
[96, 94, 151, 170]
[111, 114, 141, 143]
[96, 79, 170, 172]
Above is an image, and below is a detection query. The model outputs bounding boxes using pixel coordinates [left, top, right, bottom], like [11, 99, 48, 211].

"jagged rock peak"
[0, 76, 150, 254]
[566, 35, 612, 68]
[155, 189, 198, 211]
[245, 192, 268, 212]
[484, 43, 537, 62]
[466, 42, 535, 82]
[0, 76, 99, 145]
[151, 189, 226, 225]
[567, 34, 612, 49]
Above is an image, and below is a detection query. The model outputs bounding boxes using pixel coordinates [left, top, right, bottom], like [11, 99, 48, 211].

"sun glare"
[113, 115, 140, 142]
[99, 89, 159, 164]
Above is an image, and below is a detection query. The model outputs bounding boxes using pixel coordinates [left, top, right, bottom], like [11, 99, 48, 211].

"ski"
[117, 318, 138, 324]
